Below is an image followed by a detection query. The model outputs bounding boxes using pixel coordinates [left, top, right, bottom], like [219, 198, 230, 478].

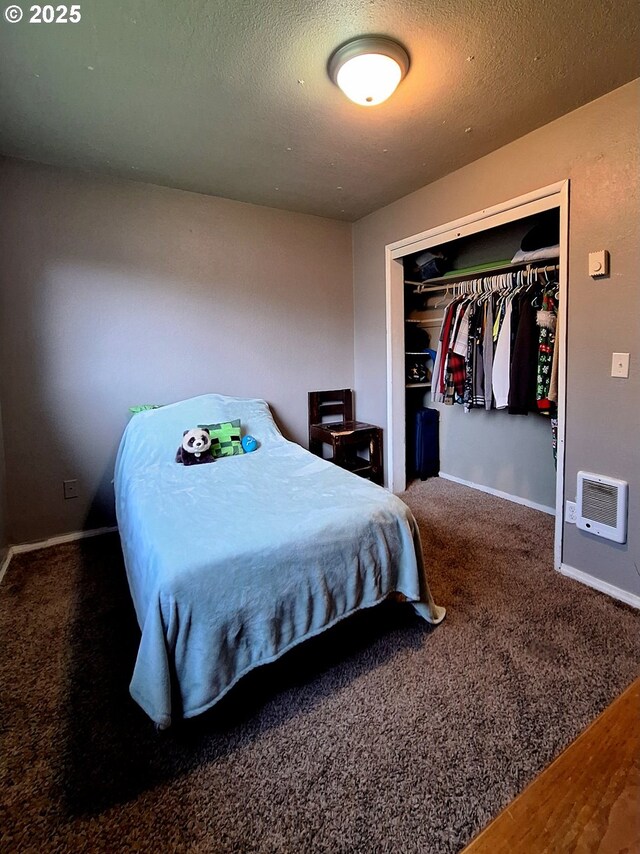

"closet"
[401, 210, 561, 512]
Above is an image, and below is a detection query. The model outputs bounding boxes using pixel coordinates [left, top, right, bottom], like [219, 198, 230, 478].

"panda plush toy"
[175, 428, 215, 465]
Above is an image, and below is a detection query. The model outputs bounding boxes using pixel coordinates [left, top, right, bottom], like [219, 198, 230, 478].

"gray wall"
[353, 80, 640, 597]
[0, 159, 354, 543]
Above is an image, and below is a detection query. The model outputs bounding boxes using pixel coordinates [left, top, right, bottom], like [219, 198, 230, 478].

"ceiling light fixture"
[328, 36, 410, 107]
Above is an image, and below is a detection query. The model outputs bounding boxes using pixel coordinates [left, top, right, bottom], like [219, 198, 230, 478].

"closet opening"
[385, 181, 569, 568]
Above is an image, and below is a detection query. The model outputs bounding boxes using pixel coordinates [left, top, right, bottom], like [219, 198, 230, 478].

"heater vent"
[576, 471, 628, 544]
[581, 481, 618, 527]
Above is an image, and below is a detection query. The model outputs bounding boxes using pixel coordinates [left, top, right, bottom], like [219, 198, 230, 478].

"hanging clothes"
[425, 264, 559, 439]
[509, 289, 521, 363]
[536, 291, 557, 415]
[551, 417, 559, 468]
[463, 302, 475, 411]
[452, 303, 470, 356]
[447, 353, 466, 402]
[471, 302, 486, 409]
[549, 331, 559, 406]
[431, 297, 460, 403]
[430, 343, 444, 404]
[493, 295, 506, 342]
[508, 289, 539, 415]
[492, 297, 513, 409]
[444, 300, 468, 404]
[482, 296, 494, 410]
[464, 301, 485, 411]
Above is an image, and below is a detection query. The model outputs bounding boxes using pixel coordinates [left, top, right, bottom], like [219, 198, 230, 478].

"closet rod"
[406, 260, 560, 292]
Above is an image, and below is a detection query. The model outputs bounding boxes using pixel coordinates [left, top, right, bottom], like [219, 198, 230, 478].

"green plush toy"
[198, 419, 245, 457]
[129, 404, 162, 414]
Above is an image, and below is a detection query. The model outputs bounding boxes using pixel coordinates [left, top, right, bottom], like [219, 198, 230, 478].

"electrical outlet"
[565, 500, 577, 524]
[63, 479, 78, 500]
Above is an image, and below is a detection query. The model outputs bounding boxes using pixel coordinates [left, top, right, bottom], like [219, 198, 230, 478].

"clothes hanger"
[504, 271, 517, 298]
[517, 267, 535, 296]
[477, 276, 492, 303]
[434, 284, 451, 308]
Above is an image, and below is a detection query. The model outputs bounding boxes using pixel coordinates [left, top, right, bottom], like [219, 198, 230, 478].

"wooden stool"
[308, 389, 384, 485]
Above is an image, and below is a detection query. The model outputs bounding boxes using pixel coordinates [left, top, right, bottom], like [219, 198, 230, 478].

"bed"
[115, 394, 445, 728]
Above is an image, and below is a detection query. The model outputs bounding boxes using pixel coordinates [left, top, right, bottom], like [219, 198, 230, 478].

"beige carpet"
[1, 478, 638, 853]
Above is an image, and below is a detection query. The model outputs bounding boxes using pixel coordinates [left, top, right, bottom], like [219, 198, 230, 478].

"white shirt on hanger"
[452, 303, 470, 356]
[492, 296, 512, 409]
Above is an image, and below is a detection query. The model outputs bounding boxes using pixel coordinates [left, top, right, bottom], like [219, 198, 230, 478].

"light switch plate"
[589, 250, 609, 277]
[611, 352, 630, 378]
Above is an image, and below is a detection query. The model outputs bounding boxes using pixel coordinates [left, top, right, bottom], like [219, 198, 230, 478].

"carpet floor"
[1, 479, 639, 853]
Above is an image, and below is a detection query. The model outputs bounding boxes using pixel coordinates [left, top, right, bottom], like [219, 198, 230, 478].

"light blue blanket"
[115, 394, 445, 727]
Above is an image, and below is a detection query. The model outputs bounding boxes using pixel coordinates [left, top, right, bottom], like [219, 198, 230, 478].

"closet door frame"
[385, 179, 569, 569]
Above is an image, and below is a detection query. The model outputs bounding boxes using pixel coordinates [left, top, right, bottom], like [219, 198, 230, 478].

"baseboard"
[559, 562, 640, 610]
[438, 472, 556, 516]
[0, 526, 118, 585]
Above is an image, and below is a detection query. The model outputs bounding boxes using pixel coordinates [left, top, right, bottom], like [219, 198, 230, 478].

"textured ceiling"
[1, 0, 639, 221]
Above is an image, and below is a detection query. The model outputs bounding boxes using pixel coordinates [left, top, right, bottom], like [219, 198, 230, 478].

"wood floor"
[462, 678, 640, 854]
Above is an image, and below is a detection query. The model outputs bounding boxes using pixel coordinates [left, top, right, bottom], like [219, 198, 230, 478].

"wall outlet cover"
[565, 500, 577, 524]
[611, 352, 630, 378]
[63, 479, 79, 499]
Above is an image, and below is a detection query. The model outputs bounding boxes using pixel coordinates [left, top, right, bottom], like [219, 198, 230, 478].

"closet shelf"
[405, 258, 560, 289]
[405, 351, 433, 356]
[406, 382, 431, 388]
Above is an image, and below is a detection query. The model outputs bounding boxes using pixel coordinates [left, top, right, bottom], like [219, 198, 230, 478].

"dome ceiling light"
[328, 36, 410, 107]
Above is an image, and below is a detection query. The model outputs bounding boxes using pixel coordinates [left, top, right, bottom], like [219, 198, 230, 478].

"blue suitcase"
[414, 407, 439, 480]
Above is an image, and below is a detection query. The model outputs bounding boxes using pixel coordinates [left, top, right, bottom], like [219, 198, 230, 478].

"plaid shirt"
[448, 353, 466, 397]
[443, 301, 468, 403]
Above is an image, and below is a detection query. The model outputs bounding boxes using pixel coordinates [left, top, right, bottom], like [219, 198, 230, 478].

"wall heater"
[576, 471, 628, 544]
